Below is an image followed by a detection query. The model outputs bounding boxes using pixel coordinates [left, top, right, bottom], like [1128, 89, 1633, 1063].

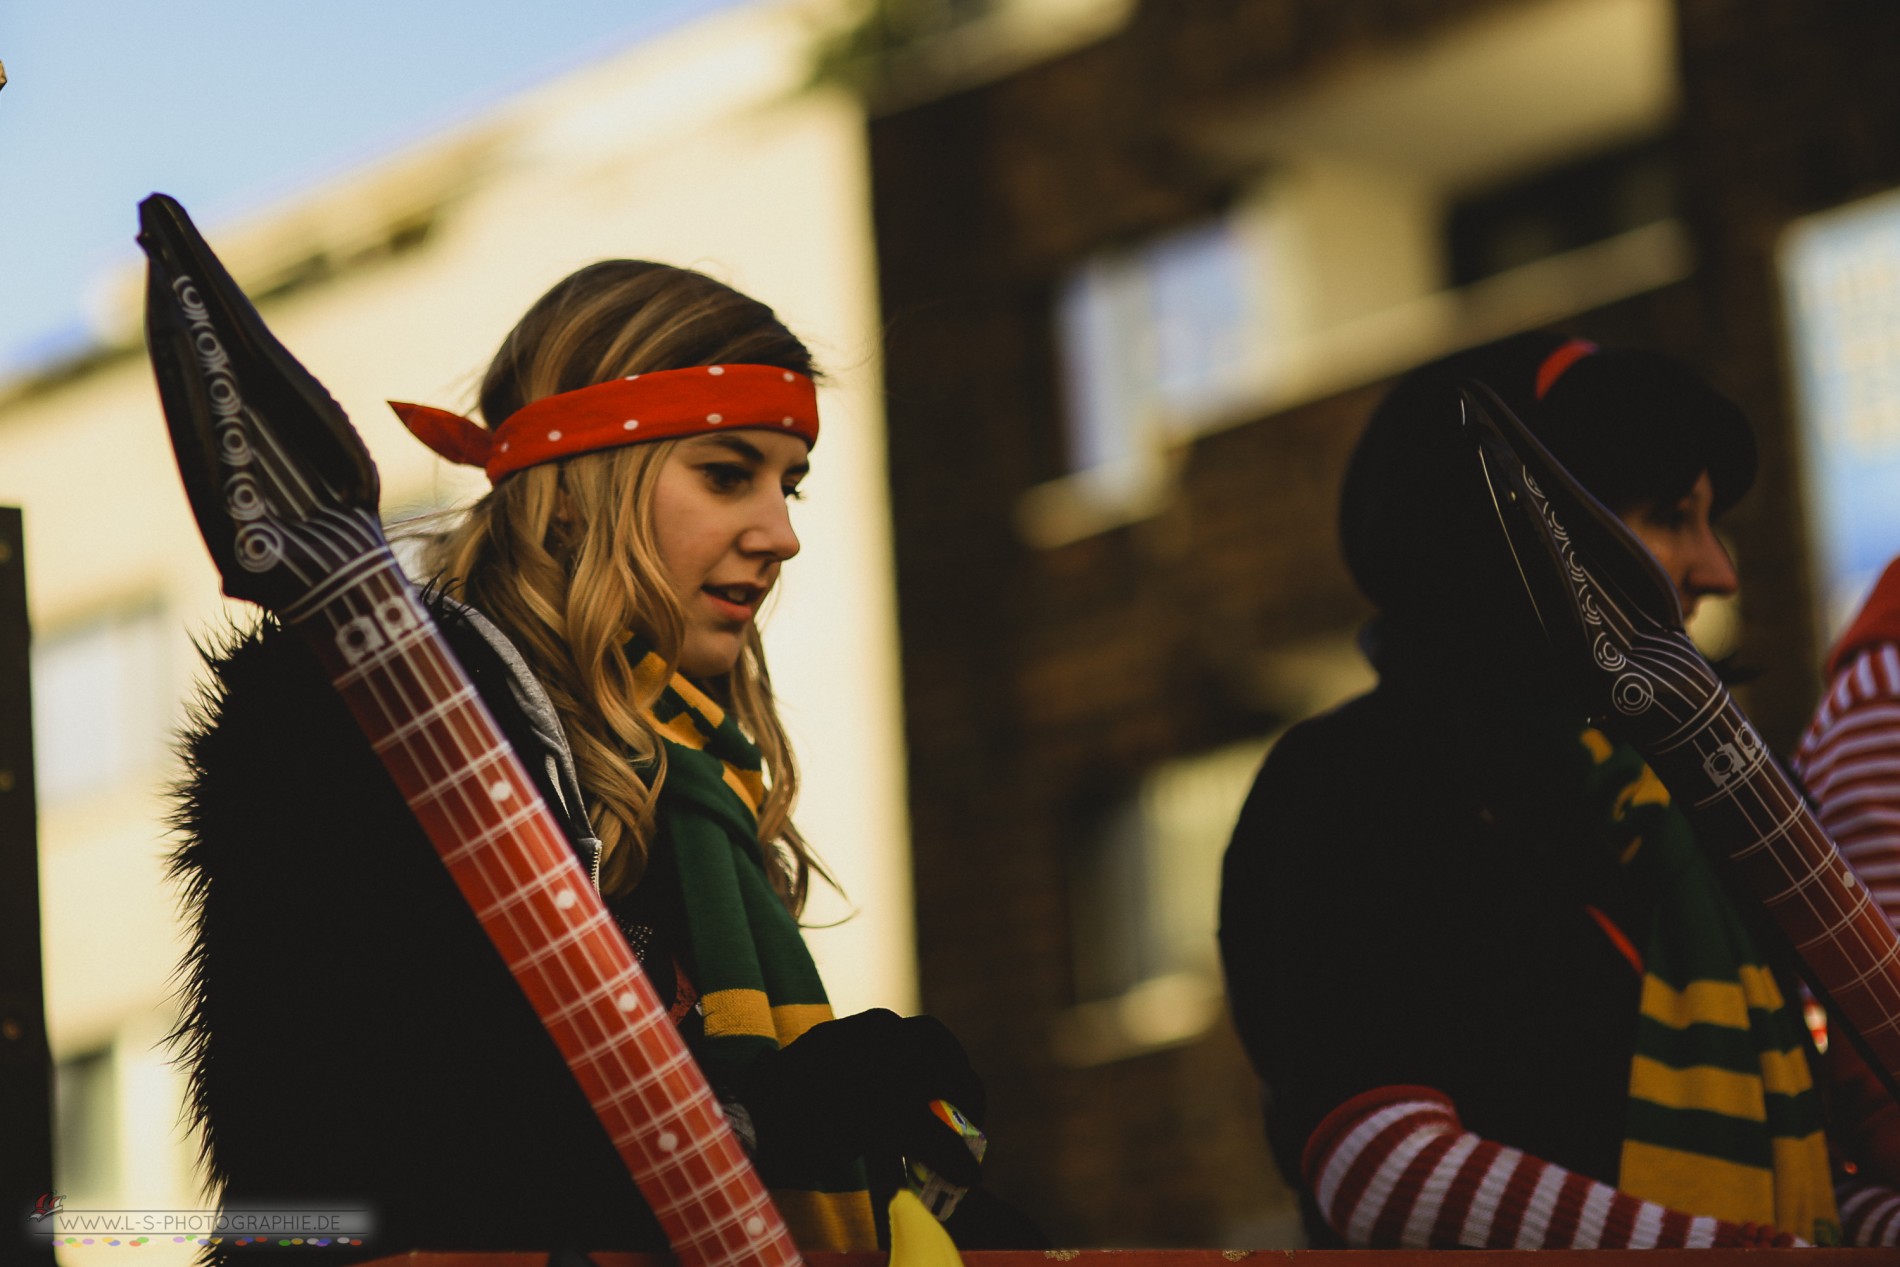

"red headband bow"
[391, 363, 820, 482]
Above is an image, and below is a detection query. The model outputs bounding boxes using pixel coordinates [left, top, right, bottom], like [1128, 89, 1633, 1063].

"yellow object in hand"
[889, 1188, 965, 1267]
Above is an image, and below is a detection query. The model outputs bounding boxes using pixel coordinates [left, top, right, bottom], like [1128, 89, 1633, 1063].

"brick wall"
[868, 0, 1886, 1245]
[1672, 0, 1900, 745]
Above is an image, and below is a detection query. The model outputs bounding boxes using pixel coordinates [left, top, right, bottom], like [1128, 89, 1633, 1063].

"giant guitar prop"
[1460, 382, 1900, 1094]
[139, 193, 961, 1267]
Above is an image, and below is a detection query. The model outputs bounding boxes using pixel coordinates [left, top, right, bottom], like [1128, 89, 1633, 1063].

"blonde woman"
[173, 261, 985, 1261]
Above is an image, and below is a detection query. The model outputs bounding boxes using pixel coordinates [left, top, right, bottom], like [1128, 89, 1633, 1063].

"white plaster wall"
[2, 4, 913, 1257]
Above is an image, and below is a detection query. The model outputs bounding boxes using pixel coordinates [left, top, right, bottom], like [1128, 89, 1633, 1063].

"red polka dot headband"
[390, 363, 819, 482]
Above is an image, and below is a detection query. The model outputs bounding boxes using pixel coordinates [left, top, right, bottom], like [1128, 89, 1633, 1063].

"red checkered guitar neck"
[138, 193, 801, 1267]
[1461, 381, 1900, 1091]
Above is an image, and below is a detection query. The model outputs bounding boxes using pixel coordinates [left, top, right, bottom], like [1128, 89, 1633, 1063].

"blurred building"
[865, 0, 1900, 1248]
[0, 1, 926, 1260]
[20, 0, 1900, 1259]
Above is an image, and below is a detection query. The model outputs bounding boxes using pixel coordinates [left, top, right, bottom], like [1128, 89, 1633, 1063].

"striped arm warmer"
[1300, 1086, 1799, 1249]
[1841, 1177, 1900, 1245]
[1795, 644, 1900, 929]
[1794, 646, 1900, 1189]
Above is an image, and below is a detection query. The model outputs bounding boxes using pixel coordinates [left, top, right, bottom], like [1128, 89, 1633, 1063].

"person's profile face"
[1616, 470, 1737, 619]
[649, 429, 808, 678]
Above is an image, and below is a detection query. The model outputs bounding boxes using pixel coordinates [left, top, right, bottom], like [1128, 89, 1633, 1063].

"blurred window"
[55, 1046, 117, 1199]
[913, 0, 991, 27]
[1055, 213, 1282, 475]
[32, 604, 171, 806]
[1057, 734, 1273, 1064]
[1447, 135, 1679, 286]
[1022, 0, 1687, 548]
[1782, 187, 1900, 638]
[866, 0, 997, 43]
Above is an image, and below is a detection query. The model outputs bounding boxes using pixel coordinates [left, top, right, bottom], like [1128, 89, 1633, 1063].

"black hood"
[1339, 331, 1756, 683]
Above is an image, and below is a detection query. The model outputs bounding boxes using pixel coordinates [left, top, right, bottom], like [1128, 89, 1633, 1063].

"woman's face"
[651, 429, 808, 677]
[1617, 470, 1738, 619]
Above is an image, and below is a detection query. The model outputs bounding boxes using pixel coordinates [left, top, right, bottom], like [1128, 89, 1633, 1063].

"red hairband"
[391, 363, 820, 482]
[1534, 338, 1598, 400]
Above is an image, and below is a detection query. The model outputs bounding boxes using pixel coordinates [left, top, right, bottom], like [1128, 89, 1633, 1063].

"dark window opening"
[55, 1047, 117, 1197]
[1447, 135, 1680, 287]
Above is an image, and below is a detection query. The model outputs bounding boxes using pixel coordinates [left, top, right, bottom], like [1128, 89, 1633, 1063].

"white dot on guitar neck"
[657, 1131, 678, 1152]
[615, 992, 638, 1012]
[554, 889, 577, 910]
[488, 780, 512, 801]
[744, 1217, 765, 1236]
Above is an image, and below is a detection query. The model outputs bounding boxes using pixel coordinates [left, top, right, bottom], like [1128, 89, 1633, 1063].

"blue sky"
[0, 0, 744, 382]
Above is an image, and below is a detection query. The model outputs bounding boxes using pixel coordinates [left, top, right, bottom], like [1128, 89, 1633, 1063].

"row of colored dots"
[52, 1246, 362, 1253]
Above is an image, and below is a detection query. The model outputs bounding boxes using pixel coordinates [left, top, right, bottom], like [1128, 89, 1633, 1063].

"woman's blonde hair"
[425, 260, 824, 910]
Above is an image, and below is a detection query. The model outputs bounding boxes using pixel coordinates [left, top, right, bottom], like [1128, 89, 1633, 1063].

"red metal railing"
[357, 1250, 1889, 1265]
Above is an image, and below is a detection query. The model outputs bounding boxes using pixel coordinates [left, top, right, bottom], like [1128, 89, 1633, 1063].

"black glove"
[735, 1008, 986, 1187]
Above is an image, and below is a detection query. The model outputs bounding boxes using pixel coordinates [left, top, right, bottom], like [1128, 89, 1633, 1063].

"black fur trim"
[168, 602, 665, 1262]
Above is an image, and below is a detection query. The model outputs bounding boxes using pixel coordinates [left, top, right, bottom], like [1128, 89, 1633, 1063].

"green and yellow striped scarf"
[631, 643, 876, 1251]
[1576, 727, 1837, 1245]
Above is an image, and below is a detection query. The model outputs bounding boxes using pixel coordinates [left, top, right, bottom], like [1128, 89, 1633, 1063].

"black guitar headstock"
[1459, 379, 1687, 691]
[139, 193, 386, 615]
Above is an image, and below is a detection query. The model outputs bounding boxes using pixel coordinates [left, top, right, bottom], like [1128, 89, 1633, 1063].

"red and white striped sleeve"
[1795, 643, 1900, 930]
[1840, 1176, 1900, 1245]
[1300, 1086, 1799, 1249]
